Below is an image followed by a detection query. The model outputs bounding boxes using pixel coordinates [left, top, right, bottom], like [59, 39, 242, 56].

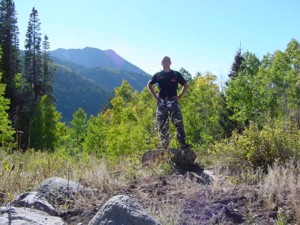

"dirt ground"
[59, 162, 281, 225]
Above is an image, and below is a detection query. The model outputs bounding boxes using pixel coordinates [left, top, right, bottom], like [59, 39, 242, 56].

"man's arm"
[147, 81, 159, 100]
[175, 83, 188, 101]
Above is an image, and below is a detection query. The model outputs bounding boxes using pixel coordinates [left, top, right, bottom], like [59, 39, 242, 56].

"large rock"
[141, 149, 165, 166]
[36, 177, 94, 207]
[10, 191, 57, 216]
[169, 148, 197, 165]
[89, 195, 161, 225]
[141, 148, 197, 166]
[0, 206, 65, 225]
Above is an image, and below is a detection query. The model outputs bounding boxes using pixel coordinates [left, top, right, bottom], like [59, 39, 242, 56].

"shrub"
[210, 119, 300, 171]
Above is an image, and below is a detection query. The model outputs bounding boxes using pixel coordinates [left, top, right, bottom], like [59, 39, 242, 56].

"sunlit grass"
[1, 148, 300, 224]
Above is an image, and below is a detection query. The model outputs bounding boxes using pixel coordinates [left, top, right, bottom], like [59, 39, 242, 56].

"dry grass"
[140, 172, 201, 225]
[2, 149, 300, 224]
[258, 160, 300, 224]
[0, 150, 195, 224]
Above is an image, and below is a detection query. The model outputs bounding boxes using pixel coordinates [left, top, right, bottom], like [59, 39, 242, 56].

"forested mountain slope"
[51, 47, 151, 121]
[53, 66, 111, 122]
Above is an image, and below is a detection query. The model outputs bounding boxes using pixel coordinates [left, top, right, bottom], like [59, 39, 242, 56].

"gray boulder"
[10, 191, 57, 216]
[36, 177, 94, 207]
[0, 206, 65, 225]
[89, 195, 161, 225]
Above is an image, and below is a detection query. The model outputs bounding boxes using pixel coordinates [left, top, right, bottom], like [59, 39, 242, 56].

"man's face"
[161, 57, 171, 66]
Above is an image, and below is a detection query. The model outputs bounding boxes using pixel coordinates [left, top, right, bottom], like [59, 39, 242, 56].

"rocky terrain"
[0, 149, 287, 224]
[60, 165, 278, 225]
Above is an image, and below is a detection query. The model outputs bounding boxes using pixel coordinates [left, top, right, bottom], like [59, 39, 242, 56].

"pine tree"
[20, 7, 52, 149]
[41, 35, 55, 102]
[0, 0, 20, 120]
[24, 7, 42, 103]
[228, 48, 244, 81]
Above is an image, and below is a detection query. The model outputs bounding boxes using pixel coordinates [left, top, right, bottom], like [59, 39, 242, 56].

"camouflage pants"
[156, 98, 186, 148]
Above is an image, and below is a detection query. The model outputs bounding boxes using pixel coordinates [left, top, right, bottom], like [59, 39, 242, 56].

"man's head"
[161, 56, 171, 71]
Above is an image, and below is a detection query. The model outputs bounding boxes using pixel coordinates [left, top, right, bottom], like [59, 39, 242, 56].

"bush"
[210, 119, 300, 171]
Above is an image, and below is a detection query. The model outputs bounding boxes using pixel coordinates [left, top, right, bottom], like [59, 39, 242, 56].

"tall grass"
[0, 149, 194, 224]
[258, 160, 300, 224]
[2, 144, 300, 224]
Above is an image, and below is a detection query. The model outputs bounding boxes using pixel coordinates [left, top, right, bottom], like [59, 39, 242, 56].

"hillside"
[77, 67, 150, 92]
[51, 47, 151, 121]
[53, 65, 111, 122]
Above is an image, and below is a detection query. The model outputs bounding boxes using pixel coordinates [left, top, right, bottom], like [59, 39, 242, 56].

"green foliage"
[30, 95, 62, 151]
[103, 80, 146, 158]
[54, 119, 70, 151]
[226, 40, 300, 129]
[0, 71, 15, 147]
[181, 73, 223, 147]
[13, 72, 22, 89]
[83, 114, 107, 156]
[70, 107, 88, 150]
[82, 80, 158, 160]
[210, 119, 300, 171]
[218, 93, 240, 139]
[225, 52, 262, 126]
[0, 0, 20, 118]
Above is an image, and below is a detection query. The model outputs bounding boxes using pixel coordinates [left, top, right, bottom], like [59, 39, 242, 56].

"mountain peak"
[104, 49, 125, 67]
[51, 47, 148, 75]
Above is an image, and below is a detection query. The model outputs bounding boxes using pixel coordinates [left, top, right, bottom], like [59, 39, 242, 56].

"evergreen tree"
[41, 34, 55, 102]
[227, 48, 244, 81]
[24, 7, 42, 103]
[220, 48, 245, 136]
[20, 7, 53, 149]
[0, 0, 20, 121]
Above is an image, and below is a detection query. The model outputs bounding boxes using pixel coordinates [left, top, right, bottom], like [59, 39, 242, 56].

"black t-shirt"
[149, 70, 187, 98]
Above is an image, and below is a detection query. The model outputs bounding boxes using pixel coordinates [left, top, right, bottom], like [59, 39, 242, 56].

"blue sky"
[14, 0, 300, 84]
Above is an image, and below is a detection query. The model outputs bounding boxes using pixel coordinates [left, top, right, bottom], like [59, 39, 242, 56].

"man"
[147, 56, 190, 150]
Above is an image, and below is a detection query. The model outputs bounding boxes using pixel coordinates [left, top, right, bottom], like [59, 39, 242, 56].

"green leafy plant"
[210, 119, 300, 171]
